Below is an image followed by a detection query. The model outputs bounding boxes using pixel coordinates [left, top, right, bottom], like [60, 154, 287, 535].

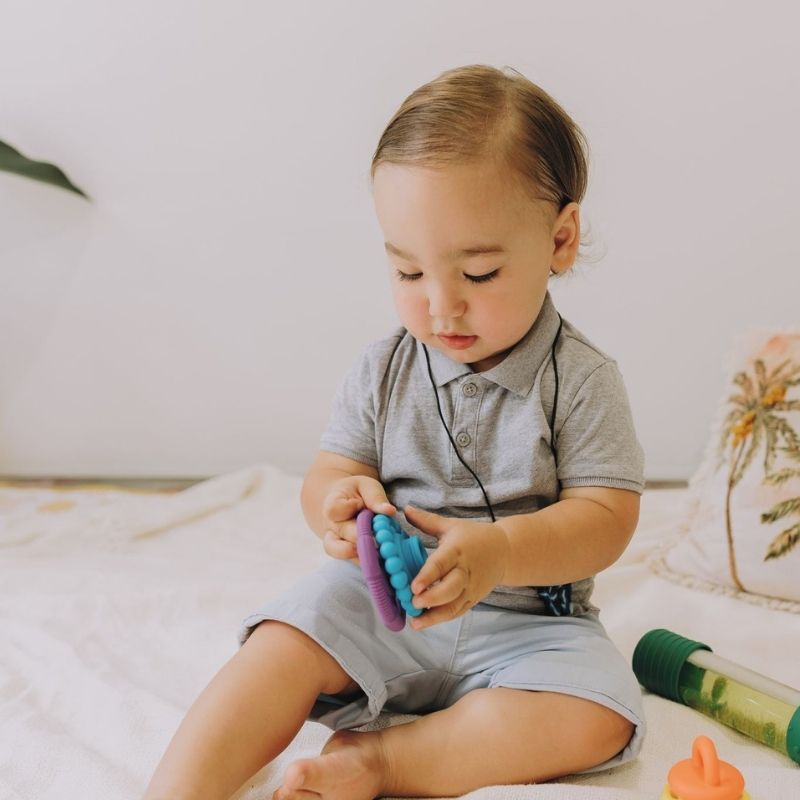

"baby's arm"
[495, 486, 640, 587]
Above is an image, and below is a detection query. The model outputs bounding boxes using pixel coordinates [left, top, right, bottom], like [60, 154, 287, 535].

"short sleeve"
[555, 360, 645, 493]
[318, 346, 378, 467]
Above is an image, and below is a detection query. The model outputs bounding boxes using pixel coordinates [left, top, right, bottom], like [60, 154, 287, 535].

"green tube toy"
[633, 629, 800, 765]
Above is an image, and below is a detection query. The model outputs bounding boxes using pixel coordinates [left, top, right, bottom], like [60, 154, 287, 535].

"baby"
[144, 64, 646, 800]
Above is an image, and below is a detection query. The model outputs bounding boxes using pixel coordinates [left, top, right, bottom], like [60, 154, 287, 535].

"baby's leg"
[142, 620, 360, 800]
[332, 688, 634, 798]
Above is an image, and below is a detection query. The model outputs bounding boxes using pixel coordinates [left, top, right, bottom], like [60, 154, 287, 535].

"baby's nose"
[427, 287, 466, 319]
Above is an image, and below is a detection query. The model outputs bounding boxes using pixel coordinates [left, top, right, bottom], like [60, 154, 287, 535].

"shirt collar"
[416, 291, 562, 398]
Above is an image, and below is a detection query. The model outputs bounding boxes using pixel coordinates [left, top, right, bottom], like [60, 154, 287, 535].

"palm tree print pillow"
[653, 331, 800, 612]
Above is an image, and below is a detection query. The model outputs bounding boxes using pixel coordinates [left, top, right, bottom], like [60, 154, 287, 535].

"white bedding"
[2, 464, 799, 799]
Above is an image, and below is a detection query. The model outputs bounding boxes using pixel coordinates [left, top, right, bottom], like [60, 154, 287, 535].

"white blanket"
[2, 464, 799, 799]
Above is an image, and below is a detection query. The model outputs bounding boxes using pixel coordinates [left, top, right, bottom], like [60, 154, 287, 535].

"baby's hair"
[370, 64, 598, 269]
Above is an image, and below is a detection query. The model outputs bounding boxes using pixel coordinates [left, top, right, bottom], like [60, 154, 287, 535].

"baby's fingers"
[323, 529, 358, 560]
[323, 493, 363, 524]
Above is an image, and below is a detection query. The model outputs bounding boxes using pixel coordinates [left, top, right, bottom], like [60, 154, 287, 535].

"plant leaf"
[763, 468, 800, 486]
[775, 416, 800, 452]
[783, 442, 800, 463]
[764, 522, 800, 560]
[766, 358, 792, 384]
[760, 497, 800, 524]
[726, 394, 750, 408]
[733, 370, 756, 401]
[754, 359, 767, 395]
[0, 139, 89, 199]
[763, 415, 779, 475]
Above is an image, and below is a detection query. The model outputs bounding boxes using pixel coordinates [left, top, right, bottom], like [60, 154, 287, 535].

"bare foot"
[272, 729, 390, 800]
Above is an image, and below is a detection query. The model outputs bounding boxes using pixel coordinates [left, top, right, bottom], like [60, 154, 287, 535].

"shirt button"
[462, 381, 478, 397]
[456, 431, 471, 447]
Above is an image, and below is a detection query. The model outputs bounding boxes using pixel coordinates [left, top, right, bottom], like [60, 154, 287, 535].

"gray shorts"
[238, 558, 646, 774]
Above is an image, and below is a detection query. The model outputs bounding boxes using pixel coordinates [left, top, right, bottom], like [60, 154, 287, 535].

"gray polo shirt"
[319, 290, 645, 615]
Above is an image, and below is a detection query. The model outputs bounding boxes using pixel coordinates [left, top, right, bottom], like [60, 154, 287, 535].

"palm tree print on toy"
[716, 343, 800, 591]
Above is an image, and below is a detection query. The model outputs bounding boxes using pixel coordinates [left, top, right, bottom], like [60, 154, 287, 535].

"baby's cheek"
[392, 293, 427, 333]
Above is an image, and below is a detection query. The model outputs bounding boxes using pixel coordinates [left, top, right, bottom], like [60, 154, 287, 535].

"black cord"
[421, 311, 563, 525]
[422, 343, 497, 521]
[549, 313, 564, 459]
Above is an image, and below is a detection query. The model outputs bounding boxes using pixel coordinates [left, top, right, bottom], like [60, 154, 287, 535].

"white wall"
[1, 1, 798, 481]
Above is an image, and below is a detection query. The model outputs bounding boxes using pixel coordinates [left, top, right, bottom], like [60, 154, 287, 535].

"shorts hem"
[238, 602, 387, 725]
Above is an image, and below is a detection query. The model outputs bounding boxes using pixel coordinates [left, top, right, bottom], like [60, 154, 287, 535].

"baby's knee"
[245, 619, 323, 669]
[245, 620, 359, 697]
[578, 702, 635, 761]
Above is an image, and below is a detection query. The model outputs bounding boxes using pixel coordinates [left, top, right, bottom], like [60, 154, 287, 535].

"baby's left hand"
[403, 504, 510, 630]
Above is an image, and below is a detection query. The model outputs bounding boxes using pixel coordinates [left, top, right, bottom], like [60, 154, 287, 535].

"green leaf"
[763, 468, 800, 486]
[766, 358, 792, 383]
[764, 522, 800, 560]
[754, 359, 767, 395]
[775, 417, 800, 452]
[763, 416, 779, 475]
[761, 497, 800, 524]
[733, 370, 755, 401]
[0, 139, 90, 199]
[726, 394, 750, 409]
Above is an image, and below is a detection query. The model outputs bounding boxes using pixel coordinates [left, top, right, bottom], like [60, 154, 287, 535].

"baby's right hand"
[321, 476, 396, 566]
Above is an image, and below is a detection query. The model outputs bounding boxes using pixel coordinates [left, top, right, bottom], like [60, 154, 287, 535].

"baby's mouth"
[438, 334, 478, 350]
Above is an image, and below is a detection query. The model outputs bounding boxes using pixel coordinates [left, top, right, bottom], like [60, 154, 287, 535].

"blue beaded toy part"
[371, 514, 428, 618]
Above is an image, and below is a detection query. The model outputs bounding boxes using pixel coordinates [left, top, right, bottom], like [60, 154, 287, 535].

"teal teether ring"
[371, 513, 428, 621]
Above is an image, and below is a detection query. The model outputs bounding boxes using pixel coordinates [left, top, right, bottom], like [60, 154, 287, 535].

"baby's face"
[372, 159, 580, 372]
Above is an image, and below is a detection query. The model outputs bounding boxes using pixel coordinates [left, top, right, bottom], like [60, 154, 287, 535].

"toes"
[279, 732, 382, 800]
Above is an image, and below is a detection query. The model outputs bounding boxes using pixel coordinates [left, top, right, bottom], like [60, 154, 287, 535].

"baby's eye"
[466, 269, 500, 284]
[394, 269, 500, 284]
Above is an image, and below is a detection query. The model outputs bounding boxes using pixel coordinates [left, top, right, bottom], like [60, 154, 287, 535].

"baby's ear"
[550, 261, 575, 276]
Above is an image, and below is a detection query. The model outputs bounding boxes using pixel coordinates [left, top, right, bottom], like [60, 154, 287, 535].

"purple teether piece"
[356, 509, 406, 631]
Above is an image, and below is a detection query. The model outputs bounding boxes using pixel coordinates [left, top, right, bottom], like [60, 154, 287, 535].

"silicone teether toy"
[356, 508, 429, 632]
[659, 736, 751, 800]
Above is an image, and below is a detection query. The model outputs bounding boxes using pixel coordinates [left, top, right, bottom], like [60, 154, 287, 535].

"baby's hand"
[321, 476, 396, 566]
[403, 504, 510, 630]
